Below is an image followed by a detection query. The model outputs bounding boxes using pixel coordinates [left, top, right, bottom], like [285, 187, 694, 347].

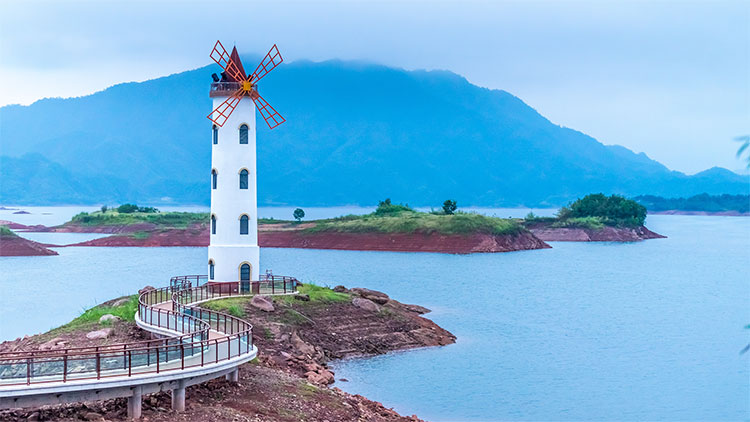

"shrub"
[563, 194, 646, 227]
[442, 199, 457, 215]
[374, 198, 413, 216]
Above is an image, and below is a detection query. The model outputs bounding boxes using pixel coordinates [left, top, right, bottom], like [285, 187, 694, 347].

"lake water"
[0, 207, 748, 420]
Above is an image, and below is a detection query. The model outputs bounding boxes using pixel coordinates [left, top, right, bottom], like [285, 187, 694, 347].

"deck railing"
[0, 275, 297, 386]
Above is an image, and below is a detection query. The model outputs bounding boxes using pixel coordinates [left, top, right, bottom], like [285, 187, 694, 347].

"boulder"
[294, 294, 310, 301]
[111, 297, 130, 306]
[332, 285, 348, 293]
[138, 285, 156, 295]
[351, 287, 389, 305]
[352, 297, 380, 312]
[251, 295, 275, 312]
[402, 303, 430, 314]
[291, 331, 316, 357]
[305, 369, 335, 385]
[99, 314, 121, 324]
[82, 412, 103, 421]
[85, 328, 113, 340]
[38, 337, 65, 351]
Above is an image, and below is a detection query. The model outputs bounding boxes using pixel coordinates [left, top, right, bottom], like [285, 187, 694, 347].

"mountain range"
[1, 57, 747, 207]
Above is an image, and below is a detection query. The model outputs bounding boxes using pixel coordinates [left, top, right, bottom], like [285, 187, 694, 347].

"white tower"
[205, 42, 285, 288]
[207, 94, 259, 285]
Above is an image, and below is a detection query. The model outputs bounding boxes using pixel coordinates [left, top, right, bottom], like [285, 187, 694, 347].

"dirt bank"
[0, 232, 58, 256]
[527, 223, 665, 242]
[0, 286, 452, 421]
[58, 225, 550, 254]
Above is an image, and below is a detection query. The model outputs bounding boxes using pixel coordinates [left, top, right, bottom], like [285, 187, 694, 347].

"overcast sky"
[1, 0, 748, 174]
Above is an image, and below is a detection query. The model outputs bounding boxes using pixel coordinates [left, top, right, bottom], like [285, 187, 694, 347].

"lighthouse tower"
[206, 42, 285, 289]
[207, 94, 259, 285]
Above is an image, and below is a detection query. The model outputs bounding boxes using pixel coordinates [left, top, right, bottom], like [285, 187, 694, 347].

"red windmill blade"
[251, 44, 283, 83]
[207, 41, 285, 130]
[251, 92, 286, 129]
[209, 40, 246, 82]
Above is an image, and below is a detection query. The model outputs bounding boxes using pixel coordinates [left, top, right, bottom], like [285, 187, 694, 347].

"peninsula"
[0, 284, 453, 421]
[524, 194, 665, 241]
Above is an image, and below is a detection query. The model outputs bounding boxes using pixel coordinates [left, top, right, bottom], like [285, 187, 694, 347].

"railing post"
[156, 345, 160, 373]
[26, 357, 31, 385]
[181, 344, 185, 370]
[96, 349, 101, 380]
[128, 350, 132, 377]
[63, 351, 68, 382]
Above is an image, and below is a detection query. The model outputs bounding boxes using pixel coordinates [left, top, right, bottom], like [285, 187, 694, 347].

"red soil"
[66, 227, 550, 253]
[0, 234, 58, 256]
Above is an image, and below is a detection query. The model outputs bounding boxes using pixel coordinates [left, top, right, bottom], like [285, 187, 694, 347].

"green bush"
[560, 194, 646, 227]
[374, 198, 414, 216]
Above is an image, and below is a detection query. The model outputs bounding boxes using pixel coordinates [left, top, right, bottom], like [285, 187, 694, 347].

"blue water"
[0, 210, 747, 420]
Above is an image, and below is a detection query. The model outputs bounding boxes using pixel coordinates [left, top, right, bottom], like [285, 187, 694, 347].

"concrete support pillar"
[225, 368, 239, 383]
[172, 381, 186, 412]
[127, 386, 142, 419]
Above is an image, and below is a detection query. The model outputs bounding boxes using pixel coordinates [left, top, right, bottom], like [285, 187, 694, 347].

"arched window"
[239, 169, 249, 189]
[211, 214, 216, 235]
[212, 125, 218, 145]
[240, 263, 251, 281]
[239, 124, 248, 144]
[211, 169, 217, 190]
[240, 214, 249, 235]
[209, 260, 215, 280]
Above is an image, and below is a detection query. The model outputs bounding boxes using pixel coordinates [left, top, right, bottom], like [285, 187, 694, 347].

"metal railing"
[0, 275, 298, 386]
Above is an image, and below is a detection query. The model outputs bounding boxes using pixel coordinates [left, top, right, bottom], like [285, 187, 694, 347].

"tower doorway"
[240, 263, 252, 293]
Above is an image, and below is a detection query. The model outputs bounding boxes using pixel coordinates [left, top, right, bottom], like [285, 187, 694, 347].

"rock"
[306, 369, 335, 385]
[294, 294, 310, 301]
[352, 297, 380, 312]
[402, 303, 431, 314]
[39, 337, 64, 351]
[138, 285, 156, 295]
[85, 328, 113, 340]
[351, 287, 389, 304]
[27, 411, 40, 421]
[83, 412, 103, 421]
[291, 332, 316, 357]
[111, 297, 130, 306]
[332, 285, 348, 293]
[98, 314, 121, 324]
[251, 295, 275, 312]
[339, 378, 349, 382]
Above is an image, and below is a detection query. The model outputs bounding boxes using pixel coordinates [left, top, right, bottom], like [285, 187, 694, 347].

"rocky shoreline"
[0, 227, 58, 257]
[0, 286, 454, 421]
[526, 223, 665, 242]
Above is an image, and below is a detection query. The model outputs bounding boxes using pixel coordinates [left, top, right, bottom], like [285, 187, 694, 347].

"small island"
[523, 194, 665, 241]
[31, 201, 552, 254]
[634, 193, 750, 216]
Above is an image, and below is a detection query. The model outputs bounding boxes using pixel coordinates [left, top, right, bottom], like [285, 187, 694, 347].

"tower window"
[211, 169, 217, 190]
[212, 125, 218, 145]
[239, 169, 249, 189]
[209, 260, 215, 280]
[239, 124, 248, 144]
[211, 215, 217, 235]
[240, 215, 249, 235]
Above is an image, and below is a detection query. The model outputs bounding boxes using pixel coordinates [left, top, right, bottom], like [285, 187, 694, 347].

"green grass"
[69, 210, 208, 228]
[0, 225, 16, 236]
[304, 211, 523, 236]
[275, 284, 350, 306]
[550, 216, 605, 230]
[131, 231, 150, 240]
[50, 295, 138, 333]
[201, 297, 250, 317]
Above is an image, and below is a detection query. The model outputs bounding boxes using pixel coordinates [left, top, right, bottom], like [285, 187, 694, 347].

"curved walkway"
[0, 276, 297, 418]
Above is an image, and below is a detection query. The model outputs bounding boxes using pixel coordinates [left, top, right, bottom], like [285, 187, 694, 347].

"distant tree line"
[634, 193, 749, 213]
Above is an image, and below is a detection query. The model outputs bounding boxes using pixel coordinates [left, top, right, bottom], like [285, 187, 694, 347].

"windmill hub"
[241, 81, 254, 92]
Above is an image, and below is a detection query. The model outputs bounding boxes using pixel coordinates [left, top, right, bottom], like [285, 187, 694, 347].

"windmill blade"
[209, 40, 246, 82]
[252, 92, 286, 129]
[207, 89, 244, 127]
[251, 44, 283, 82]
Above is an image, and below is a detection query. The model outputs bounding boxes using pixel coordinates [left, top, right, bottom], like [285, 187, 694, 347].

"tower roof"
[227, 47, 247, 82]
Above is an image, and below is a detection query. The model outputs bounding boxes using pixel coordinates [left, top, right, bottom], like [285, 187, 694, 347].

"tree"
[101, 205, 108, 213]
[293, 208, 305, 222]
[442, 199, 457, 215]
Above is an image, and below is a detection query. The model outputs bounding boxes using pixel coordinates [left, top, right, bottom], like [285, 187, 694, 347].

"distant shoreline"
[648, 210, 749, 217]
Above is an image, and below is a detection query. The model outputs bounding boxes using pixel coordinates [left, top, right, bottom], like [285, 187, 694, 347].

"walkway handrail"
[0, 275, 297, 386]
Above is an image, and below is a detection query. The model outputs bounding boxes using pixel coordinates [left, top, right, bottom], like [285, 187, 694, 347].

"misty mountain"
[1, 58, 747, 206]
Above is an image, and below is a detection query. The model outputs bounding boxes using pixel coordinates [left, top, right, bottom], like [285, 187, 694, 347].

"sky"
[1, 0, 748, 174]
